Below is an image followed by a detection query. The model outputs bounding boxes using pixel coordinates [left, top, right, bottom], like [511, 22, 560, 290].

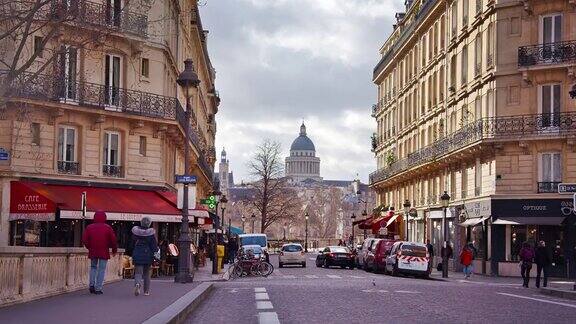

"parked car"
[241, 245, 263, 259]
[239, 234, 269, 262]
[315, 246, 355, 269]
[357, 238, 380, 270]
[279, 243, 306, 268]
[364, 239, 397, 273]
[384, 241, 430, 278]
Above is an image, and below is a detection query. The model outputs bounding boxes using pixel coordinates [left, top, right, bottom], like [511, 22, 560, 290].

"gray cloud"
[201, 0, 401, 183]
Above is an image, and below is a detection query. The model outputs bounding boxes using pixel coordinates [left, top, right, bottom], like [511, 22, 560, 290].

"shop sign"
[9, 182, 56, 221]
[558, 183, 576, 194]
[492, 199, 574, 218]
[463, 200, 491, 219]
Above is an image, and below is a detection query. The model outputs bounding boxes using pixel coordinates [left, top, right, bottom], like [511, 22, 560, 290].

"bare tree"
[305, 186, 343, 239]
[247, 140, 302, 233]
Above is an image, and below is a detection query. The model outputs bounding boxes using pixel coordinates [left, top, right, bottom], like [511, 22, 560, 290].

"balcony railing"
[102, 164, 123, 177]
[370, 112, 576, 185]
[48, 0, 148, 37]
[518, 40, 576, 67]
[57, 161, 80, 175]
[537, 182, 560, 193]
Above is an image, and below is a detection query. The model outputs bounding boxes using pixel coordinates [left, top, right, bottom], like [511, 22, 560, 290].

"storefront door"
[539, 225, 566, 277]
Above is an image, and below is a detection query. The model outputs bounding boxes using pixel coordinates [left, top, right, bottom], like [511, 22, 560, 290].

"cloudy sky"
[201, 0, 402, 183]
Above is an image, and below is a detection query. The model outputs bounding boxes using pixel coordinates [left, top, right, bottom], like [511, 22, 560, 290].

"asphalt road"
[187, 254, 576, 324]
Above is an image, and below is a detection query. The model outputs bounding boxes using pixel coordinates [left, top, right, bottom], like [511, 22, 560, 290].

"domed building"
[285, 123, 322, 182]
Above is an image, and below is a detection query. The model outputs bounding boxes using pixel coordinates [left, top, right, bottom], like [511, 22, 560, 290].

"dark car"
[315, 246, 355, 269]
[364, 239, 397, 273]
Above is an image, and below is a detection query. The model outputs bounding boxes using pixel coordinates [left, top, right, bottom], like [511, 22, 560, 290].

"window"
[540, 14, 561, 44]
[540, 153, 561, 183]
[451, 3, 458, 37]
[539, 84, 561, 127]
[450, 56, 457, 90]
[461, 46, 468, 85]
[508, 86, 520, 105]
[139, 136, 147, 156]
[462, 0, 469, 26]
[106, 0, 122, 27]
[105, 54, 122, 106]
[141, 58, 149, 78]
[58, 126, 76, 162]
[475, 96, 482, 119]
[31, 123, 40, 145]
[103, 131, 120, 167]
[34, 36, 43, 58]
[486, 23, 494, 67]
[58, 45, 77, 100]
[475, 159, 482, 196]
[475, 33, 482, 75]
[461, 166, 468, 198]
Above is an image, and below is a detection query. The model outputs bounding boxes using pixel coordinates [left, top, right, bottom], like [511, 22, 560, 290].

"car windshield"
[401, 245, 427, 257]
[243, 246, 262, 253]
[282, 245, 302, 252]
[330, 247, 350, 253]
[240, 236, 267, 247]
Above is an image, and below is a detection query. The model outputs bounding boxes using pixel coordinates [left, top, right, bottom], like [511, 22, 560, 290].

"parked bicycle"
[228, 249, 274, 279]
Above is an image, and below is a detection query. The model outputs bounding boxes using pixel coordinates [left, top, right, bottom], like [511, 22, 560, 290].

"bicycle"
[228, 250, 274, 279]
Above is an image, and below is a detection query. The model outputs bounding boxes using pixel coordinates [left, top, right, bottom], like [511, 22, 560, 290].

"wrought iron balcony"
[57, 161, 80, 175]
[518, 40, 576, 67]
[537, 182, 560, 193]
[4, 70, 178, 120]
[49, 0, 148, 37]
[370, 112, 576, 185]
[102, 164, 123, 177]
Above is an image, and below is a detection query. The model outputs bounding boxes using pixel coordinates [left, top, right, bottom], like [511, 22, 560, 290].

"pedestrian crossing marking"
[282, 275, 296, 279]
[255, 292, 269, 300]
[350, 275, 365, 279]
[255, 287, 267, 292]
[305, 275, 319, 278]
[326, 275, 341, 279]
[256, 301, 274, 310]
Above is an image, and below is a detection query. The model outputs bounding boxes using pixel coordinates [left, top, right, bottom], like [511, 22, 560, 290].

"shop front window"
[470, 224, 485, 259]
[510, 225, 526, 261]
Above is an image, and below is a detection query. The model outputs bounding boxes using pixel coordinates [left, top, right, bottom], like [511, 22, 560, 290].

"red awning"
[9, 181, 208, 222]
[357, 216, 377, 230]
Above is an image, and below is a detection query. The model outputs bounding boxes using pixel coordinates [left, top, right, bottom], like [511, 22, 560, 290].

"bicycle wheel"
[232, 263, 243, 279]
[258, 262, 274, 277]
[250, 262, 262, 276]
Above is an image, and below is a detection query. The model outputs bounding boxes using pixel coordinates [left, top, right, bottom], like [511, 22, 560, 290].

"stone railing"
[0, 247, 123, 307]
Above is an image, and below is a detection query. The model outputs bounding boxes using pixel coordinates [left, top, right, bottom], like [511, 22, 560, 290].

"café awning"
[9, 181, 208, 222]
[458, 216, 490, 227]
[492, 217, 565, 226]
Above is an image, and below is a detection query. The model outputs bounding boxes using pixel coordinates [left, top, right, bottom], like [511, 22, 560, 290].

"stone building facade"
[0, 0, 219, 247]
[285, 123, 322, 183]
[370, 0, 576, 277]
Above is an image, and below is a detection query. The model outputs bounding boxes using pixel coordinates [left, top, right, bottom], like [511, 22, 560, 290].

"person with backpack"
[132, 216, 158, 296]
[82, 210, 117, 295]
[519, 242, 535, 288]
[459, 244, 474, 279]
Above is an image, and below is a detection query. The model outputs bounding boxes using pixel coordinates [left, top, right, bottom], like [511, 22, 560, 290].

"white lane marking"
[255, 292, 270, 300]
[255, 287, 267, 293]
[327, 275, 341, 279]
[377, 290, 389, 293]
[350, 275, 365, 279]
[230, 289, 238, 293]
[395, 290, 420, 294]
[498, 292, 576, 309]
[258, 312, 280, 324]
[282, 275, 296, 279]
[305, 275, 319, 279]
[361, 289, 374, 293]
[256, 301, 274, 310]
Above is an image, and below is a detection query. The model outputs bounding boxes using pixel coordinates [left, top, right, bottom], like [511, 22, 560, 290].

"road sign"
[175, 175, 197, 184]
[558, 183, 576, 194]
[0, 148, 9, 161]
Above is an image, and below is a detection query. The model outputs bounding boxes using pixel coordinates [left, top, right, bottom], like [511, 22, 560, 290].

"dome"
[290, 122, 315, 151]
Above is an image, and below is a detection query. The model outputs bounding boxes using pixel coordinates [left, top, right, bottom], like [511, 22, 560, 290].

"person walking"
[519, 242, 535, 288]
[132, 216, 158, 296]
[426, 239, 434, 272]
[535, 240, 551, 288]
[82, 210, 118, 295]
[459, 244, 474, 279]
[228, 237, 238, 263]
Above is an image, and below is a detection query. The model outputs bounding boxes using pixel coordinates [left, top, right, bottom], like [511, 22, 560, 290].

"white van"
[385, 241, 429, 278]
[238, 234, 269, 261]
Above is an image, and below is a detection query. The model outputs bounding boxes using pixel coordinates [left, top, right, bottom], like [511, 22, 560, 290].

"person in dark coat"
[535, 240, 551, 288]
[519, 242, 535, 288]
[426, 239, 434, 272]
[228, 237, 239, 263]
[132, 217, 158, 296]
[82, 211, 117, 295]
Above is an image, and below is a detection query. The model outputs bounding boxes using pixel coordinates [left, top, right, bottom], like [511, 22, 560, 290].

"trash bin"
[217, 244, 225, 272]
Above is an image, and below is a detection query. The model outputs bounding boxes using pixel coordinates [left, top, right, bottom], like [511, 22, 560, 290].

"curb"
[540, 288, 576, 301]
[142, 282, 214, 324]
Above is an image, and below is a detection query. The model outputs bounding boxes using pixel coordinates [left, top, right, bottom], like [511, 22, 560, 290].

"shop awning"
[492, 217, 565, 225]
[9, 181, 208, 222]
[459, 216, 490, 227]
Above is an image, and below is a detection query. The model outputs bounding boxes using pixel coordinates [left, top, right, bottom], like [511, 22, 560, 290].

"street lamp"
[241, 215, 246, 233]
[351, 213, 357, 245]
[403, 199, 411, 242]
[304, 212, 309, 253]
[220, 195, 228, 236]
[251, 213, 256, 233]
[440, 191, 451, 279]
[175, 59, 200, 284]
[211, 189, 222, 275]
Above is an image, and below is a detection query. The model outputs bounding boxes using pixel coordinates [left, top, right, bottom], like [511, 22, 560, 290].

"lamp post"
[351, 213, 356, 245]
[251, 213, 256, 233]
[304, 212, 309, 253]
[175, 59, 199, 284]
[283, 222, 287, 241]
[220, 195, 228, 236]
[241, 215, 246, 233]
[403, 199, 411, 241]
[211, 189, 222, 275]
[440, 191, 451, 279]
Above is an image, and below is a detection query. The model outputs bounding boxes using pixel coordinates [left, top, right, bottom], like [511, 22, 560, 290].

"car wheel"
[323, 259, 329, 268]
[302, 262, 306, 268]
[349, 264, 355, 270]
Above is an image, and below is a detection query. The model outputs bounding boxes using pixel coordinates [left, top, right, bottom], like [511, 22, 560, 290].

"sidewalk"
[193, 258, 230, 282]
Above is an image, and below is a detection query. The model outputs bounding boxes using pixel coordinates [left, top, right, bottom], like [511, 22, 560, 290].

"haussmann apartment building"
[0, 0, 219, 250]
[369, 0, 576, 278]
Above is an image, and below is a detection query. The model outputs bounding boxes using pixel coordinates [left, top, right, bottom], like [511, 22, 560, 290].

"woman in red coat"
[82, 211, 118, 294]
[460, 244, 474, 279]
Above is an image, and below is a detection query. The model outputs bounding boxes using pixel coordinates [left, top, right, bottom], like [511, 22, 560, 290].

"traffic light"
[200, 195, 217, 210]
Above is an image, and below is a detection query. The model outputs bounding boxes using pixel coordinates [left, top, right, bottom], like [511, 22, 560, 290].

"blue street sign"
[0, 148, 8, 161]
[175, 175, 197, 184]
[558, 183, 576, 194]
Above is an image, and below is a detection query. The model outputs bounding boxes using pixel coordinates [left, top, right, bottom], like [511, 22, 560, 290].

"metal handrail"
[518, 40, 576, 67]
